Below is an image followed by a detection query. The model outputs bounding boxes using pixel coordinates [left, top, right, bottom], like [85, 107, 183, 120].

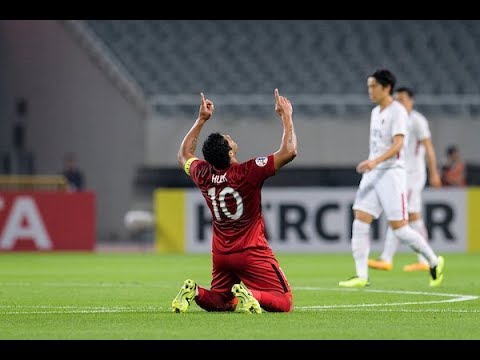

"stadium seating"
[83, 20, 480, 116]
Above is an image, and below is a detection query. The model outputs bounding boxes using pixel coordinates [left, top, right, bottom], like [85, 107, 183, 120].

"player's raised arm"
[177, 92, 214, 168]
[273, 88, 297, 170]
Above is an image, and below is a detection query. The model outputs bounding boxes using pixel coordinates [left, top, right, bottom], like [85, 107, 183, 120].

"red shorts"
[210, 247, 291, 295]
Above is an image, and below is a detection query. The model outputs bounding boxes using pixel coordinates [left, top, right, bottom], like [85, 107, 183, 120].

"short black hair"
[202, 132, 231, 169]
[395, 86, 415, 98]
[447, 145, 458, 156]
[370, 69, 396, 94]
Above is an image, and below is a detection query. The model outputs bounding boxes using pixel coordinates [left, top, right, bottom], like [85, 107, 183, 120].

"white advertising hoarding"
[185, 187, 466, 253]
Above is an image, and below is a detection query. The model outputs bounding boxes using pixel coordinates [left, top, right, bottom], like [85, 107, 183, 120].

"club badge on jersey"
[255, 157, 268, 167]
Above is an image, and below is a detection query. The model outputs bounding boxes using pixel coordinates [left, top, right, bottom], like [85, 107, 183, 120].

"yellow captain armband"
[184, 157, 199, 176]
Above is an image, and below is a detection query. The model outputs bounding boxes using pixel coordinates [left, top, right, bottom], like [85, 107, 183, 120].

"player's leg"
[379, 169, 444, 286]
[340, 172, 382, 287]
[370, 185, 415, 271]
[237, 247, 293, 312]
[195, 252, 240, 311]
[371, 184, 416, 271]
[403, 212, 430, 271]
[340, 210, 374, 287]
[392, 220, 445, 286]
[402, 176, 430, 271]
[380, 226, 398, 265]
[173, 279, 239, 313]
[369, 225, 397, 270]
[172, 253, 239, 313]
[352, 173, 384, 280]
[195, 286, 238, 312]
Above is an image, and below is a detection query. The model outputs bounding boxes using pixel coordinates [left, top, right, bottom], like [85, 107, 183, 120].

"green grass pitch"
[0, 252, 479, 339]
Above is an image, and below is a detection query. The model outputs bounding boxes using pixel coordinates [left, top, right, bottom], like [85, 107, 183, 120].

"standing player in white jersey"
[368, 87, 442, 272]
[339, 69, 445, 288]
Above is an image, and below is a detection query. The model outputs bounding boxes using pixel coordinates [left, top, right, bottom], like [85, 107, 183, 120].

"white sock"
[351, 219, 371, 279]
[393, 225, 438, 267]
[410, 219, 429, 264]
[380, 226, 399, 264]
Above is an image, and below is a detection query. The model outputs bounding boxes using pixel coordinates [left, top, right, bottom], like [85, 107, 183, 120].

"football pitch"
[0, 252, 479, 340]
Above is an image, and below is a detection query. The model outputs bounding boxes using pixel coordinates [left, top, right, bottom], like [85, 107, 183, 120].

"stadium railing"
[0, 175, 69, 191]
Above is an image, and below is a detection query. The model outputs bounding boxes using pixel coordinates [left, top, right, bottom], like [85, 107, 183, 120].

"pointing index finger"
[274, 88, 279, 101]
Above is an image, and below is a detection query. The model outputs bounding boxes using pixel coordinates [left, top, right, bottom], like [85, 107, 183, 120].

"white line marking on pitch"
[0, 287, 478, 315]
[0, 305, 165, 315]
[293, 286, 479, 310]
[0, 281, 170, 288]
[299, 308, 480, 313]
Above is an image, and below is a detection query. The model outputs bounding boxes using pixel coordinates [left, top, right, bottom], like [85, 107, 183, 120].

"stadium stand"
[81, 20, 480, 189]
[83, 20, 480, 117]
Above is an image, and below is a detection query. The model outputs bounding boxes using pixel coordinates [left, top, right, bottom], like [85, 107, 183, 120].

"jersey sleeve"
[184, 157, 206, 184]
[183, 157, 199, 176]
[416, 113, 432, 141]
[246, 154, 276, 186]
[391, 105, 408, 138]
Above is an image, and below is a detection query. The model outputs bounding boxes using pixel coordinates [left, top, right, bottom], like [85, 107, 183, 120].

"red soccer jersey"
[189, 154, 276, 254]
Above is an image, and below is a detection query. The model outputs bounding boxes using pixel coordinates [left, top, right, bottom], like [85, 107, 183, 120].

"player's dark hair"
[370, 69, 396, 94]
[202, 132, 231, 169]
[395, 86, 415, 98]
[446, 145, 458, 156]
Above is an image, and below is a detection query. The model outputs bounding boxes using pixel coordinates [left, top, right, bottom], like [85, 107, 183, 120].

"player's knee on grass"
[255, 290, 293, 312]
